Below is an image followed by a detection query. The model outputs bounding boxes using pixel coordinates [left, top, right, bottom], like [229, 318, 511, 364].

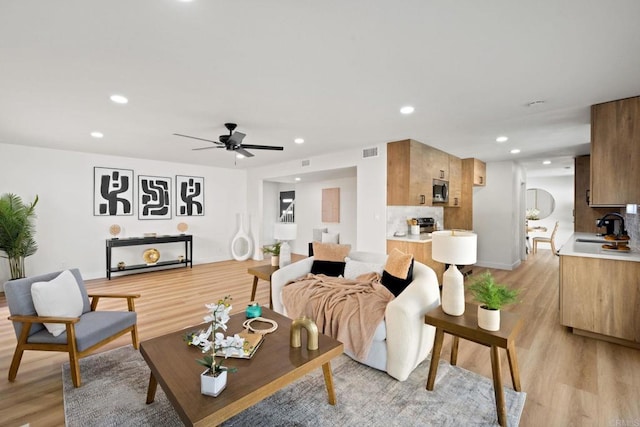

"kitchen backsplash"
[386, 206, 444, 237]
[626, 210, 639, 251]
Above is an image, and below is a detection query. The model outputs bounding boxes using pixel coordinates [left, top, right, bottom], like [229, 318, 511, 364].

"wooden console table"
[106, 234, 193, 279]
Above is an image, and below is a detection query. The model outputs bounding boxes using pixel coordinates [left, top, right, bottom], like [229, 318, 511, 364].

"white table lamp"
[432, 230, 477, 316]
[273, 223, 297, 267]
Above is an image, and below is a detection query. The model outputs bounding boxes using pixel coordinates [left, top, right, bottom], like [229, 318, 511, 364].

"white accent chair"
[271, 251, 441, 381]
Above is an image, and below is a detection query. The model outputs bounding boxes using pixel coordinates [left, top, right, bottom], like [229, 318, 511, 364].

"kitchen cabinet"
[590, 95, 640, 206]
[559, 250, 640, 348]
[443, 158, 484, 230]
[425, 146, 449, 181]
[574, 155, 623, 233]
[387, 239, 444, 284]
[472, 159, 486, 186]
[446, 155, 462, 207]
[387, 139, 431, 206]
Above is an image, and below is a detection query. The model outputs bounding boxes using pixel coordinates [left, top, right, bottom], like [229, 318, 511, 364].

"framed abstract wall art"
[94, 167, 134, 216]
[138, 175, 172, 220]
[176, 175, 205, 216]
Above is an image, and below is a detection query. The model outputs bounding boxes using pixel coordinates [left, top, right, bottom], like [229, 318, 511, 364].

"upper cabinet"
[574, 155, 623, 232]
[590, 96, 640, 206]
[425, 146, 449, 181]
[472, 159, 486, 186]
[446, 155, 462, 207]
[387, 139, 431, 206]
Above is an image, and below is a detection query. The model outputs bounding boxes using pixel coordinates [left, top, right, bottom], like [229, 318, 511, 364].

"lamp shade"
[273, 223, 297, 241]
[432, 230, 477, 265]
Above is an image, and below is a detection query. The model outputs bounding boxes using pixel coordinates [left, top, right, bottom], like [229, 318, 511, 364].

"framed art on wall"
[94, 167, 134, 216]
[138, 175, 172, 220]
[176, 175, 204, 216]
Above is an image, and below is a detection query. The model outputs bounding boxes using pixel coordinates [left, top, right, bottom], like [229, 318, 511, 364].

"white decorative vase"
[279, 241, 292, 268]
[441, 265, 465, 316]
[201, 369, 227, 397]
[477, 305, 500, 331]
[231, 213, 253, 261]
[271, 255, 279, 266]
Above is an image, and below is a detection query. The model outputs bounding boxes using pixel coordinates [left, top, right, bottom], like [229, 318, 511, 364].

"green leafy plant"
[262, 242, 282, 256]
[467, 271, 519, 310]
[0, 193, 39, 279]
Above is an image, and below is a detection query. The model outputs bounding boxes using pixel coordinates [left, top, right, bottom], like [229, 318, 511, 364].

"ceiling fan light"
[236, 154, 245, 159]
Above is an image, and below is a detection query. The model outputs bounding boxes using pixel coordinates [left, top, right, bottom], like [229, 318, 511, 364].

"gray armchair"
[4, 268, 139, 387]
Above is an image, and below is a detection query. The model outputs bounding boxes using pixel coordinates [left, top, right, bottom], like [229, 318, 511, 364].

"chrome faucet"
[596, 213, 627, 235]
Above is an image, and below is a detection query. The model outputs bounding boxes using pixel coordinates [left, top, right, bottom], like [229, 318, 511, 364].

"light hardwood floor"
[1, 250, 639, 426]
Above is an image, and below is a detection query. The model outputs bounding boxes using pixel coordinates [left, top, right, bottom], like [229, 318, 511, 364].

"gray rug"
[63, 345, 526, 426]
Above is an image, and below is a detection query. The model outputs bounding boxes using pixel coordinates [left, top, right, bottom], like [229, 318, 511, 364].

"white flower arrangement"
[526, 208, 540, 220]
[185, 296, 245, 375]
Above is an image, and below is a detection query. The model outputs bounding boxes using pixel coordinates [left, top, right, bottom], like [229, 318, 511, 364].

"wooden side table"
[247, 264, 279, 309]
[425, 303, 523, 426]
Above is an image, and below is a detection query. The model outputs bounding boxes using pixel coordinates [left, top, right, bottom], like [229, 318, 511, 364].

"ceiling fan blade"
[235, 147, 255, 158]
[173, 133, 223, 144]
[227, 131, 246, 146]
[241, 144, 284, 151]
[192, 146, 219, 151]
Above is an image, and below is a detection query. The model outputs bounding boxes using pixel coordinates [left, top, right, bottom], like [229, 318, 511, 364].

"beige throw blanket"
[282, 272, 394, 361]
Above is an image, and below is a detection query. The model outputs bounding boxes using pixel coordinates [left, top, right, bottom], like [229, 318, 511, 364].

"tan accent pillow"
[312, 242, 351, 262]
[385, 248, 413, 279]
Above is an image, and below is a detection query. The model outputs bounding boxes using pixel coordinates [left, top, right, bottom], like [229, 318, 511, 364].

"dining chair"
[533, 221, 559, 254]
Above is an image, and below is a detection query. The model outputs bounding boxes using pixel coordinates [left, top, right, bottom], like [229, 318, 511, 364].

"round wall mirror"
[526, 188, 555, 220]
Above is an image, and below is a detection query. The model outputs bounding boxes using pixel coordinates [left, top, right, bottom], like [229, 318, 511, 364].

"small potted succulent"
[262, 242, 282, 266]
[467, 271, 519, 331]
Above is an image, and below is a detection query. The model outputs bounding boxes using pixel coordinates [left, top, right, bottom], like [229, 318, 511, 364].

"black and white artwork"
[138, 175, 172, 220]
[94, 167, 134, 216]
[176, 175, 204, 216]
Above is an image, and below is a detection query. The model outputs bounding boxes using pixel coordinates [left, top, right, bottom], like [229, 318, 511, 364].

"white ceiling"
[2, 1, 639, 178]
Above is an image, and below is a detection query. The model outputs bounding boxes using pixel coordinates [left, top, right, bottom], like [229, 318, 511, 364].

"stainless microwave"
[433, 179, 448, 203]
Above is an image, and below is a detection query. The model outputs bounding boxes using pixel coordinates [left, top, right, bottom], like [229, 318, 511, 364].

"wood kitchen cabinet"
[472, 158, 486, 186]
[443, 158, 485, 230]
[425, 146, 449, 181]
[590, 95, 640, 206]
[560, 254, 640, 347]
[574, 155, 623, 233]
[387, 139, 431, 206]
[446, 155, 462, 207]
[386, 240, 444, 284]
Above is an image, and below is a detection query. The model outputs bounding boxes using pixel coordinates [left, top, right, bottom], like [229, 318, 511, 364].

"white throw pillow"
[321, 232, 340, 244]
[31, 270, 84, 337]
[343, 258, 385, 280]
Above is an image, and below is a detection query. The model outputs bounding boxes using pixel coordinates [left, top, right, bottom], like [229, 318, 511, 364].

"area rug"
[63, 345, 526, 426]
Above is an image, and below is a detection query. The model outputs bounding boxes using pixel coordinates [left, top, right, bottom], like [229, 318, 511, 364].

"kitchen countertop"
[558, 232, 640, 262]
[387, 233, 433, 243]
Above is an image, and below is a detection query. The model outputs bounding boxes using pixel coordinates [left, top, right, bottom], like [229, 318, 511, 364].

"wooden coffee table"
[425, 304, 523, 426]
[140, 307, 343, 426]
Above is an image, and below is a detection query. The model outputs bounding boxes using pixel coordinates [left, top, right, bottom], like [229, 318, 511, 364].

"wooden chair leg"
[131, 325, 140, 349]
[8, 346, 25, 382]
[66, 324, 82, 387]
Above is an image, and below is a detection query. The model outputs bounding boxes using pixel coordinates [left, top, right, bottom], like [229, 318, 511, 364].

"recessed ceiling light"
[110, 94, 128, 104]
[294, 138, 304, 144]
[90, 131, 104, 138]
[496, 136, 509, 143]
[542, 160, 551, 165]
[510, 149, 521, 154]
[294, 177, 301, 182]
[400, 106, 415, 115]
[236, 154, 245, 159]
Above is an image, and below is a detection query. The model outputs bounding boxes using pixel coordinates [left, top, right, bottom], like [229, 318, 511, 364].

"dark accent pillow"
[311, 260, 346, 277]
[381, 259, 414, 297]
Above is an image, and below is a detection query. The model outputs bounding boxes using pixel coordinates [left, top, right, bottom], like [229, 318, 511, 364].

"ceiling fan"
[173, 123, 284, 158]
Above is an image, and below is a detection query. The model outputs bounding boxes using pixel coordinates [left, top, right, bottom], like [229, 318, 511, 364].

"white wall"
[526, 175, 574, 250]
[247, 144, 387, 259]
[0, 143, 246, 282]
[473, 161, 526, 270]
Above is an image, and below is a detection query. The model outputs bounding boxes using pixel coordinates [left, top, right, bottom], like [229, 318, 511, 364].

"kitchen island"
[558, 233, 640, 349]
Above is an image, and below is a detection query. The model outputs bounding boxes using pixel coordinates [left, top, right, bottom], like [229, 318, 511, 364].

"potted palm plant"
[262, 242, 282, 266]
[0, 193, 39, 279]
[467, 271, 519, 331]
